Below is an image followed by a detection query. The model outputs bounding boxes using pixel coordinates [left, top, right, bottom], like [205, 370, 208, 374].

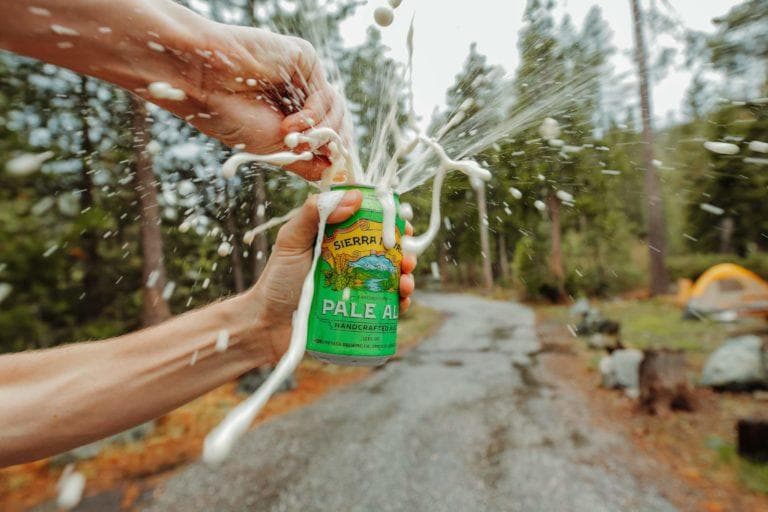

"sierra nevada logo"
[321, 219, 401, 293]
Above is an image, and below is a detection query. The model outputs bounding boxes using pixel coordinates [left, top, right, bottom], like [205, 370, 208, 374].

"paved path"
[144, 293, 675, 512]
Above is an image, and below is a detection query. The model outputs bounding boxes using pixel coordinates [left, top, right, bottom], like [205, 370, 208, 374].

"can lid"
[330, 183, 400, 199]
[331, 183, 376, 190]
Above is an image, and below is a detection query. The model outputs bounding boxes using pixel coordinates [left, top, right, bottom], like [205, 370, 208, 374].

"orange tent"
[685, 263, 768, 318]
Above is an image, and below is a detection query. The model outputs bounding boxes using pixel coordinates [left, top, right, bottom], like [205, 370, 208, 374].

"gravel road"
[143, 292, 676, 512]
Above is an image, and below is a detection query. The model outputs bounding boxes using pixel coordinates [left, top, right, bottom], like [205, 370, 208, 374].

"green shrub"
[512, 234, 560, 301]
[666, 253, 768, 281]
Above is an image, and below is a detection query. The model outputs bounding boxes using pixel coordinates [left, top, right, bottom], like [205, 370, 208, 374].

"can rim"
[330, 183, 400, 198]
[330, 183, 376, 190]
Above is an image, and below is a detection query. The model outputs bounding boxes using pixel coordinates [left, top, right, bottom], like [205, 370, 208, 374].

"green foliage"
[666, 253, 768, 282]
[709, 437, 768, 495]
[512, 230, 559, 301]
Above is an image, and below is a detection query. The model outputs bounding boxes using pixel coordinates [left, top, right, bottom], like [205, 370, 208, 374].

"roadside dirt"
[536, 316, 768, 512]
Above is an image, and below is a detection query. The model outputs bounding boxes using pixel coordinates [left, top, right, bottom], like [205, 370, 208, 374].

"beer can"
[307, 185, 405, 366]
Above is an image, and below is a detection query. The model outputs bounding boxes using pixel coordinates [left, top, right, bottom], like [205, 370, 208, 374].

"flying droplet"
[374, 6, 394, 27]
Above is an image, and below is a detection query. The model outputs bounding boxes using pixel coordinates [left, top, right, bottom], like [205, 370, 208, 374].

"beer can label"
[307, 186, 405, 357]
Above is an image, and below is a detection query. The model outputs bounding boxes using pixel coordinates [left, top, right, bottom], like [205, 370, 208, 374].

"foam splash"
[202, 190, 345, 465]
[148, 81, 187, 101]
[56, 464, 85, 510]
[4, 151, 55, 176]
[704, 141, 739, 155]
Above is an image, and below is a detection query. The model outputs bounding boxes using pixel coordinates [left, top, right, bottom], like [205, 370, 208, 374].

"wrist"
[223, 287, 286, 365]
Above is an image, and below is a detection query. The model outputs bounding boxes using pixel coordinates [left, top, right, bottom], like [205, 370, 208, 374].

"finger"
[405, 221, 414, 236]
[274, 189, 361, 253]
[401, 253, 417, 275]
[312, 97, 345, 135]
[281, 86, 334, 133]
[327, 189, 362, 224]
[399, 272, 415, 298]
[285, 155, 329, 181]
[399, 296, 412, 314]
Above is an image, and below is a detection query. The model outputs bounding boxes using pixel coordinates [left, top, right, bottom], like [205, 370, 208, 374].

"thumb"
[274, 190, 362, 254]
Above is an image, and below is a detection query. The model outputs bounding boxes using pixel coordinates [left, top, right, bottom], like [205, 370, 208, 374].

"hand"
[243, 190, 417, 360]
[169, 24, 346, 181]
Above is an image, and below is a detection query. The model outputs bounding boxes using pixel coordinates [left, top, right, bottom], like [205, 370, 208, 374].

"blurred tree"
[630, 0, 669, 295]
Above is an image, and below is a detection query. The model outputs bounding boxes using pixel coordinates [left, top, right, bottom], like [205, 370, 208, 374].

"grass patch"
[537, 298, 764, 359]
[709, 437, 768, 495]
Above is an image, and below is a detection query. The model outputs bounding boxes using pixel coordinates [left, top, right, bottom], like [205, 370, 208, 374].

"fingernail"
[340, 189, 361, 206]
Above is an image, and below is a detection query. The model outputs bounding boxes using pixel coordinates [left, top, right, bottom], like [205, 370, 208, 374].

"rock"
[570, 298, 591, 317]
[52, 421, 155, 463]
[238, 366, 297, 394]
[639, 349, 696, 414]
[599, 349, 643, 389]
[700, 335, 767, 389]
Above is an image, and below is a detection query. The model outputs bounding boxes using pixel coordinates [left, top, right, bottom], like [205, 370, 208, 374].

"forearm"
[0, 292, 274, 467]
[0, 0, 209, 110]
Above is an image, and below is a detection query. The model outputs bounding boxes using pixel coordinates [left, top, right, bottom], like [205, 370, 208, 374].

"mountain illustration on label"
[320, 219, 401, 293]
[349, 254, 396, 273]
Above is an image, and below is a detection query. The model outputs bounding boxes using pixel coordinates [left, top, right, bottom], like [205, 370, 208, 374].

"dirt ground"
[0, 303, 443, 512]
[536, 314, 768, 512]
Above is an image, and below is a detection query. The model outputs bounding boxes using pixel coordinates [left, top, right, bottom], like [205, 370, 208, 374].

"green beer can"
[307, 185, 405, 366]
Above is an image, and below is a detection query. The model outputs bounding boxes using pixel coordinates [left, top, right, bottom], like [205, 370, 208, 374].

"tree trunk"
[546, 192, 566, 301]
[474, 180, 493, 292]
[130, 95, 171, 326]
[737, 419, 768, 463]
[638, 349, 695, 414]
[630, 0, 669, 296]
[224, 182, 245, 293]
[497, 231, 510, 283]
[719, 216, 735, 254]
[77, 77, 100, 315]
[252, 166, 269, 282]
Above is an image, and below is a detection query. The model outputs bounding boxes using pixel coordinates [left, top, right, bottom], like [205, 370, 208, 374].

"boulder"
[700, 335, 767, 389]
[52, 421, 155, 463]
[599, 348, 643, 389]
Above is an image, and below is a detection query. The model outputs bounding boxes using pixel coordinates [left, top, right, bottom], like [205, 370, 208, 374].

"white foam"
[148, 82, 186, 101]
[509, 187, 522, 199]
[146, 270, 160, 288]
[147, 41, 165, 52]
[5, 151, 54, 176]
[203, 190, 345, 465]
[28, 6, 51, 16]
[398, 202, 413, 221]
[51, 24, 79, 36]
[703, 141, 739, 155]
[376, 187, 398, 249]
[700, 203, 724, 215]
[217, 241, 233, 257]
[555, 190, 573, 203]
[388, 0, 403, 7]
[748, 141, 768, 153]
[430, 262, 440, 280]
[215, 330, 229, 352]
[0, 283, 12, 304]
[162, 281, 176, 301]
[243, 208, 301, 245]
[534, 200, 547, 212]
[56, 464, 85, 510]
[221, 151, 313, 179]
[538, 117, 560, 140]
[374, 6, 394, 27]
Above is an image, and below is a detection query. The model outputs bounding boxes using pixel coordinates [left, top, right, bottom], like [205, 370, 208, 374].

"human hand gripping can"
[307, 185, 405, 366]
